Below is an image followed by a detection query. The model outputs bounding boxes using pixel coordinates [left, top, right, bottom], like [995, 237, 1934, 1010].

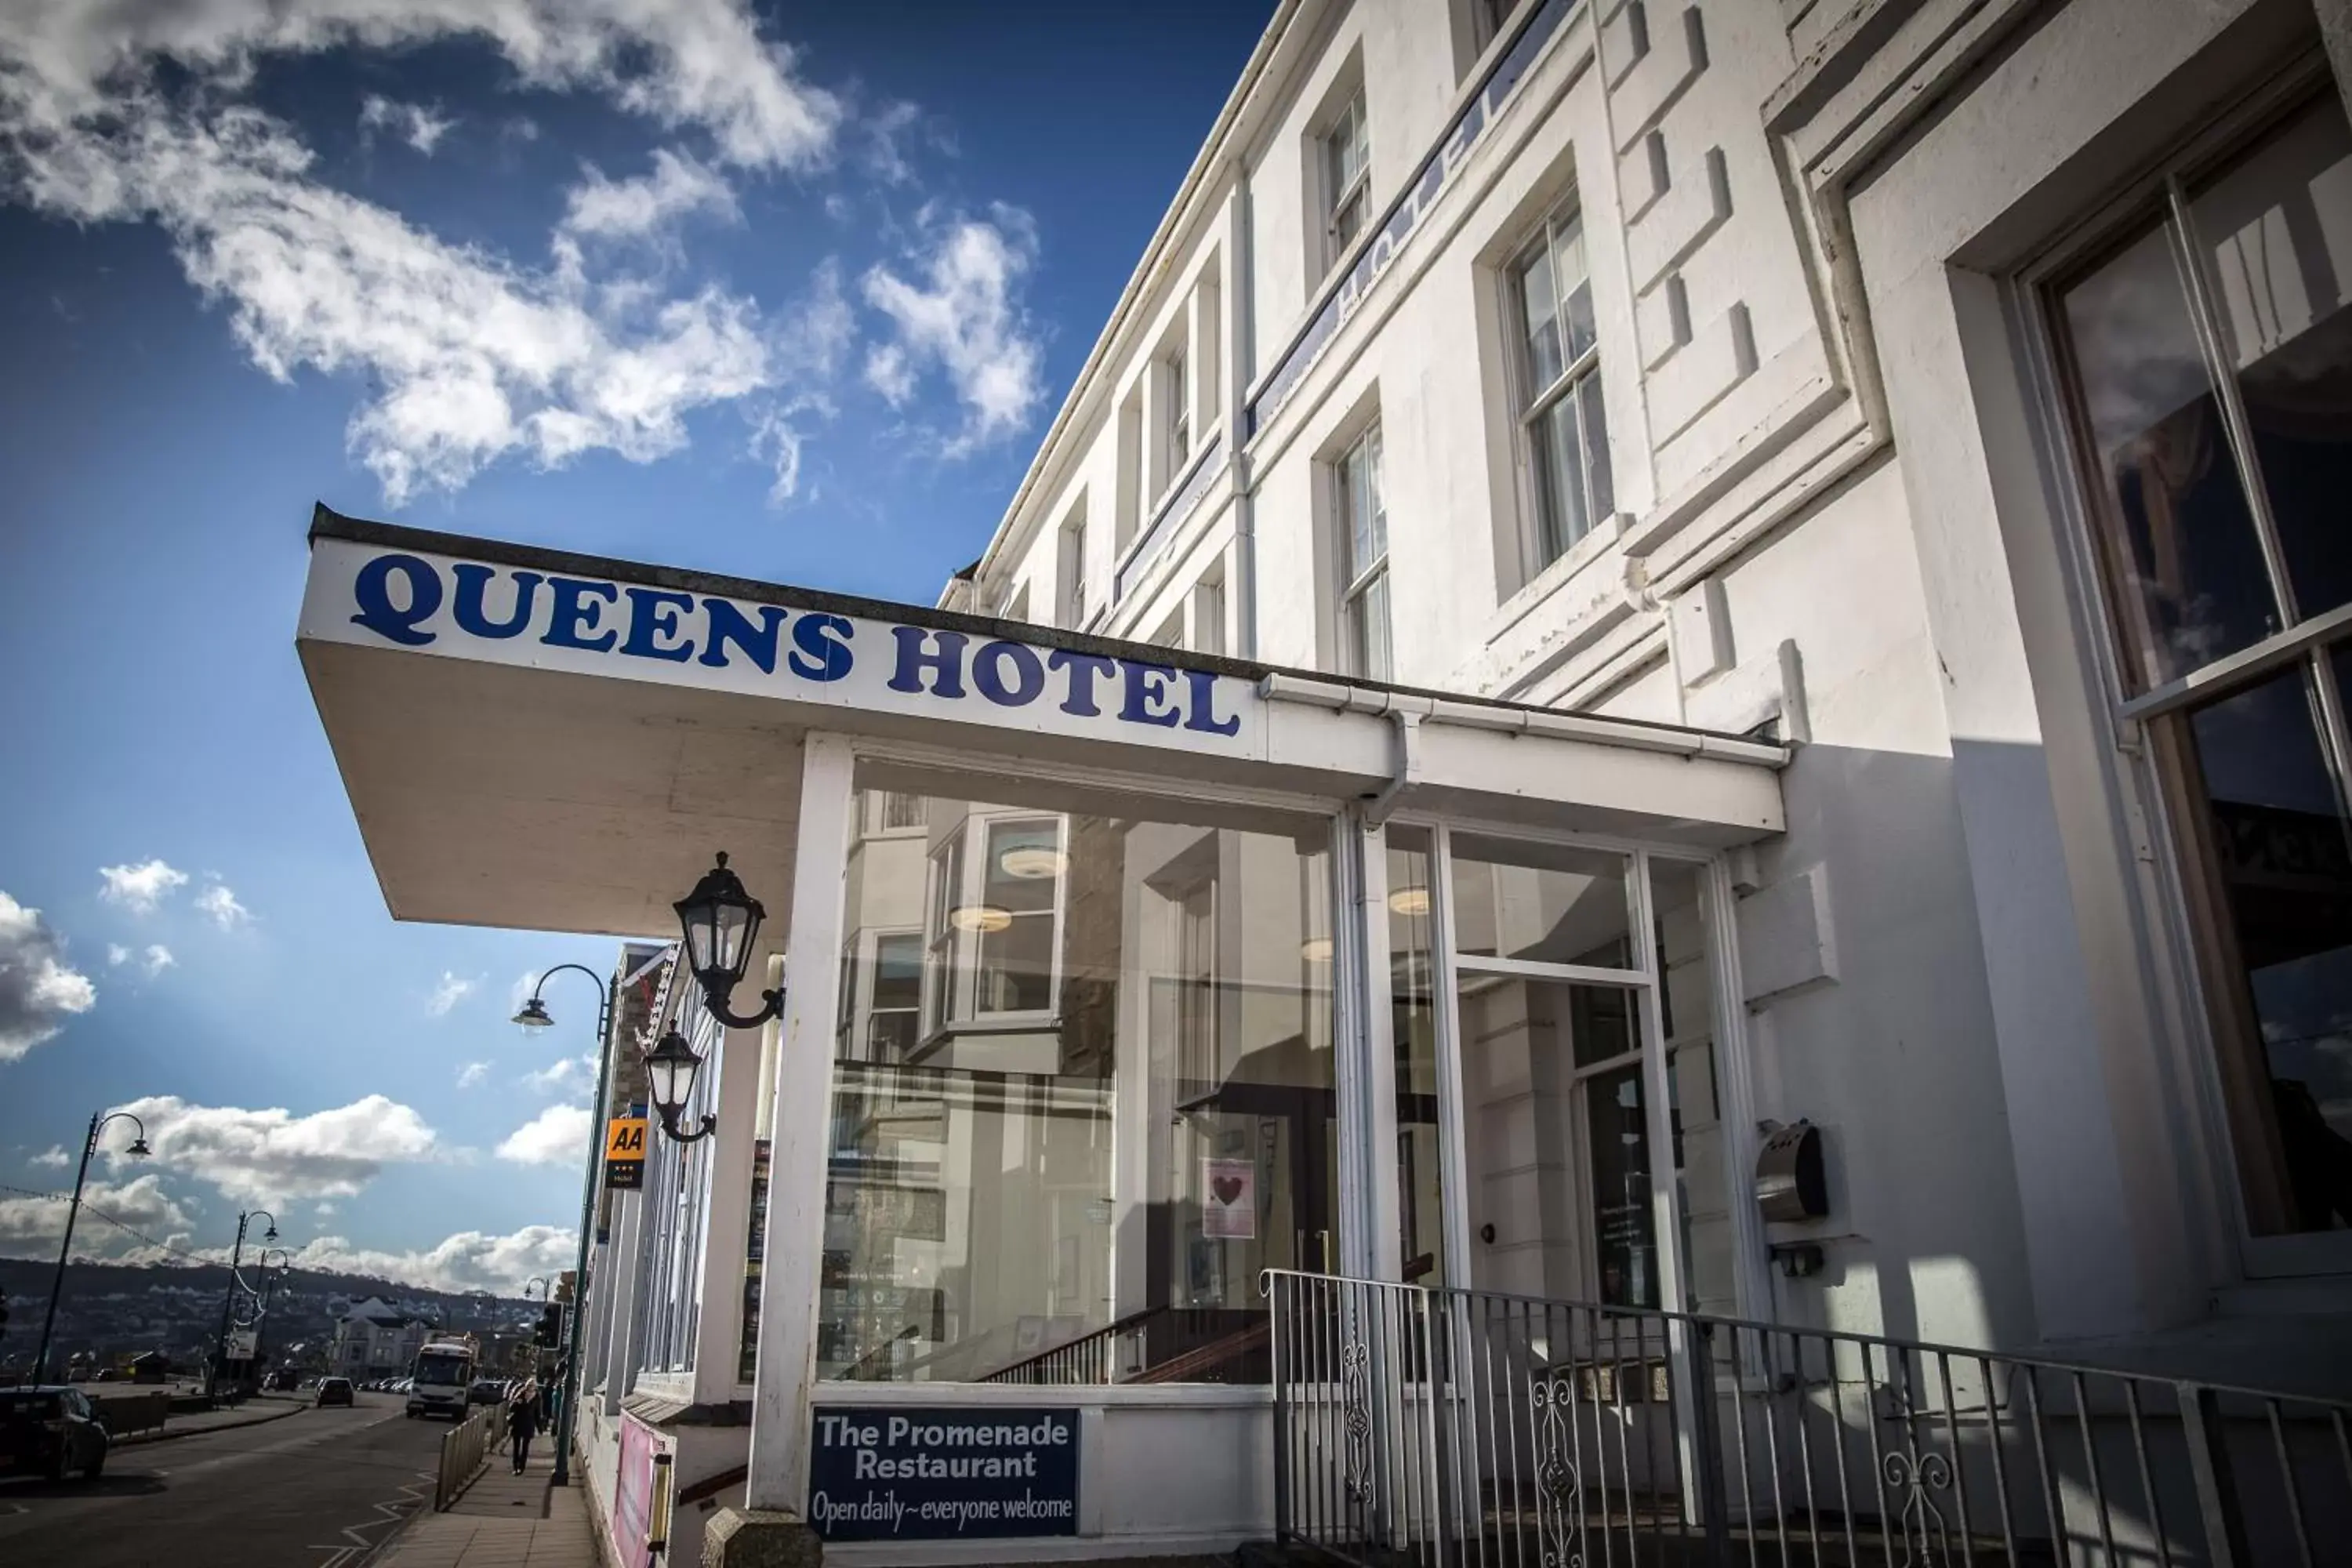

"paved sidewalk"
[373, 1446, 600, 1568]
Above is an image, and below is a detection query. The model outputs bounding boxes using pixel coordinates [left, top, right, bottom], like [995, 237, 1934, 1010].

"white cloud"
[521, 1053, 597, 1099]
[288, 1224, 577, 1294]
[143, 944, 175, 977]
[194, 882, 252, 927]
[426, 971, 478, 1018]
[862, 207, 1044, 454]
[859, 99, 926, 185]
[99, 858, 187, 913]
[0, 891, 97, 1062]
[314, 1200, 337, 1216]
[558, 147, 737, 241]
[31, 1145, 71, 1169]
[496, 1104, 593, 1167]
[1, 1, 840, 171]
[0, 4, 851, 505]
[358, 93, 453, 154]
[750, 393, 834, 506]
[109, 1093, 439, 1203]
[0, 1174, 194, 1253]
[456, 1060, 492, 1089]
[107, 943, 130, 967]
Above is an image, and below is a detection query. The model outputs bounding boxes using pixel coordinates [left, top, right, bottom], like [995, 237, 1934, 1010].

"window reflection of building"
[818, 768, 1334, 1385]
[2049, 89, 2352, 1240]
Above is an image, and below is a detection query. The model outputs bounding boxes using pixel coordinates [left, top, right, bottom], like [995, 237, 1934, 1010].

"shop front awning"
[296, 506, 1786, 945]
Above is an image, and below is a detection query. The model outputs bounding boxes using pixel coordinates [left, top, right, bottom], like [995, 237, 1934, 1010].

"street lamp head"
[262, 1221, 279, 1243]
[513, 996, 556, 1029]
[127, 1136, 151, 1158]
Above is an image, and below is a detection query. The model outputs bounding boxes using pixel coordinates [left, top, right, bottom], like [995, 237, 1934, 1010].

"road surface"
[0, 1390, 445, 1567]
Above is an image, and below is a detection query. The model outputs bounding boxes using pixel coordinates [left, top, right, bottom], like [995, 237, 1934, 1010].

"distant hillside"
[0, 1254, 537, 1319]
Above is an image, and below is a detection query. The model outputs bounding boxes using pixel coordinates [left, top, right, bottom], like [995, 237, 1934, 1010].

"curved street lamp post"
[31, 1110, 150, 1384]
[515, 963, 613, 1488]
[255, 1247, 292, 1371]
[210, 1209, 278, 1399]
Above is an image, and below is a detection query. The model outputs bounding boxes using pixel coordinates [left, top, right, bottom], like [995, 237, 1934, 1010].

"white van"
[405, 1337, 478, 1420]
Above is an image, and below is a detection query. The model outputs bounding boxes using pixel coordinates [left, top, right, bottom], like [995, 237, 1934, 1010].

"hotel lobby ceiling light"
[1387, 884, 1432, 916]
[950, 904, 1014, 934]
[996, 845, 1066, 880]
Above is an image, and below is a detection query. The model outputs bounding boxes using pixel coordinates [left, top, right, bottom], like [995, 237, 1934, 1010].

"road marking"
[311, 1466, 431, 1568]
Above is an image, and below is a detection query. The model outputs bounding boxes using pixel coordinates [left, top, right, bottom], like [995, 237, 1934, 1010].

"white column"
[1357, 814, 1402, 1280]
[690, 1022, 767, 1406]
[745, 734, 856, 1513]
[601, 1186, 644, 1416]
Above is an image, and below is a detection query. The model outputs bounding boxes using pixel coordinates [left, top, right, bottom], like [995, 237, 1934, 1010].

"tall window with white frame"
[1059, 511, 1089, 630]
[1164, 345, 1192, 481]
[1323, 88, 1370, 267]
[1509, 201, 1613, 572]
[2045, 85, 2352, 1246]
[1336, 424, 1391, 681]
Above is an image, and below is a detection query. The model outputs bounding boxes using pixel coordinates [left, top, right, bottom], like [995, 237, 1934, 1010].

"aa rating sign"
[604, 1115, 648, 1189]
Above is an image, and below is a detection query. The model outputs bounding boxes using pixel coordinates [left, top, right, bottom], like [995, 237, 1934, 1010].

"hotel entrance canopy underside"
[295, 506, 1787, 945]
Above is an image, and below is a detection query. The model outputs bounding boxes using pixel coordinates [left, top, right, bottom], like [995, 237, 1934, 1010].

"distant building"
[329, 1297, 430, 1377]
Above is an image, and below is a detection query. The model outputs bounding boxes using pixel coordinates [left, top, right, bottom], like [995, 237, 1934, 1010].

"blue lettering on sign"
[700, 600, 788, 673]
[1120, 660, 1182, 728]
[789, 613, 855, 683]
[889, 626, 968, 698]
[452, 563, 540, 639]
[621, 586, 698, 663]
[342, 553, 1248, 745]
[351, 553, 443, 646]
[1047, 650, 1116, 717]
[543, 577, 620, 652]
[971, 641, 1045, 707]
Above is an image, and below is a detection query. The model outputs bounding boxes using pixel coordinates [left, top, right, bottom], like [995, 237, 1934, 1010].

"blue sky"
[0, 1, 1267, 1294]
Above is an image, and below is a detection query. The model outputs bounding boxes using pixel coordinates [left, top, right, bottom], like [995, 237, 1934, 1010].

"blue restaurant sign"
[807, 1407, 1080, 1541]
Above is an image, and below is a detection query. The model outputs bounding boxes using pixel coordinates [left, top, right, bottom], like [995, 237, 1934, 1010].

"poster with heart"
[1202, 1157, 1256, 1240]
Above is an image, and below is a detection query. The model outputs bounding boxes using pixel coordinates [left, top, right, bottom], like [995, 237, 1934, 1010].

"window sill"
[1486, 511, 1628, 647]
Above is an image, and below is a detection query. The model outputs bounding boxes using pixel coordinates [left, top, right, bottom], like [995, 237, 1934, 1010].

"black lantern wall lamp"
[671, 852, 783, 1028]
[642, 851, 782, 1145]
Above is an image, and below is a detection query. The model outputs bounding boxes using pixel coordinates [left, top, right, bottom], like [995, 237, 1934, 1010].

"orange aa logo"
[604, 1117, 648, 1160]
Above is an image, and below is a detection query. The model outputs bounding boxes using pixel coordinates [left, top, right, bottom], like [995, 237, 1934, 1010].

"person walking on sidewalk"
[508, 1380, 541, 1474]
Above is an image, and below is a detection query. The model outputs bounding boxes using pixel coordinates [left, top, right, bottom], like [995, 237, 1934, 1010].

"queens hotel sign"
[300, 538, 1262, 754]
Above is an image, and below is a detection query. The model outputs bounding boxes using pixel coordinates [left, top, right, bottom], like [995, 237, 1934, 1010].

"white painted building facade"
[955, 0, 2352, 1356]
[295, 1, 2352, 1561]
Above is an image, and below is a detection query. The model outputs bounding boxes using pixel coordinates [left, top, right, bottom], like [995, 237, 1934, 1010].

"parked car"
[0, 1387, 110, 1480]
[465, 1379, 506, 1407]
[315, 1377, 355, 1408]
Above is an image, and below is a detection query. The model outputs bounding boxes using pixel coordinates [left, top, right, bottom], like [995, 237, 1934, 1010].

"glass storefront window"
[1386, 826, 1445, 1284]
[818, 762, 1335, 1384]
[1449, 833, 1632, 967]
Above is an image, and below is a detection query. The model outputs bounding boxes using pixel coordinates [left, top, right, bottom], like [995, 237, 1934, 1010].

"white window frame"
[918, 810, 1070, 1044]
[2020, 67, 2352, 1278]
[1060, 514, 1090, 631]
[1164, 344, 1192, 477]
[1322, 89, 1371, 268]
[861, 789, 926, 839]
[1335, 425, 1391, 681]
[1506, 200, 1613, 572]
